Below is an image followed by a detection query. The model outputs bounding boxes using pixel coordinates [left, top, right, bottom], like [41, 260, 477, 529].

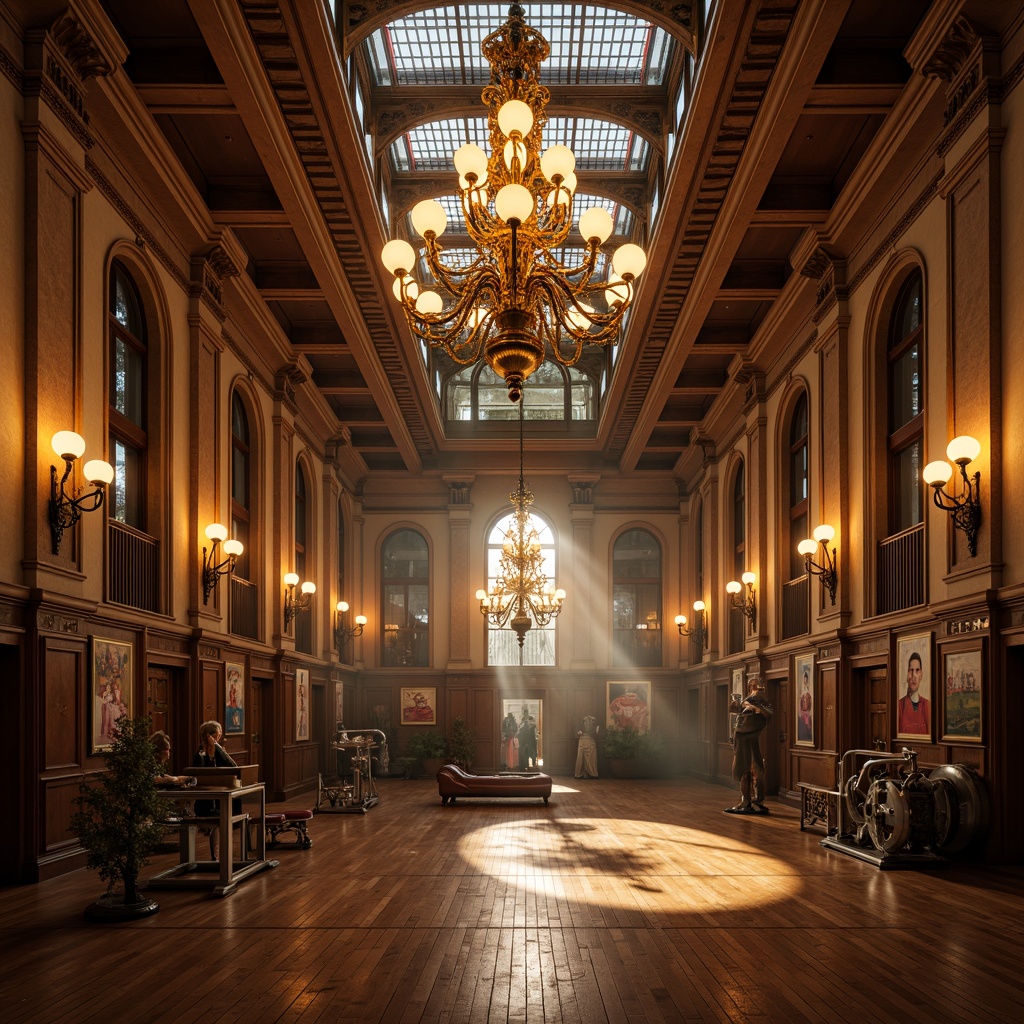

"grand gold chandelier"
[380, 3, 647, 403]
[475, 405, 565, 646]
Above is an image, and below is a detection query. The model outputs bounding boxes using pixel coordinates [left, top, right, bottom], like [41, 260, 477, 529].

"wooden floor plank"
[3, 777, 1023, 1024]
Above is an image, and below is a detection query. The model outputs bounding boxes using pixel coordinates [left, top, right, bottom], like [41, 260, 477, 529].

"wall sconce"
[334, 600, 367, 649]
[202, 523, 243, 604]
[798, 524, 838, 605]
[674, 600, 708, 649]
[284, 572, 316, 627]
[48, 431, 114, 555]
[923, 435, 982, 556]
[726, 572, 757, 633]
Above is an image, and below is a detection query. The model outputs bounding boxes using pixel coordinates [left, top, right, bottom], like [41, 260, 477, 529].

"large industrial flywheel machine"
[820, 747, 989, 867]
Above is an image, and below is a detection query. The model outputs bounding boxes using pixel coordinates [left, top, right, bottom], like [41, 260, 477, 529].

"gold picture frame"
[90, 637, 133, 754]
[401, 687, 437, 725]
[941, 643, 983, 743]
[295, 668, 310, 742]
[895, 632, 932, 741]
[794, 653, 815, 747]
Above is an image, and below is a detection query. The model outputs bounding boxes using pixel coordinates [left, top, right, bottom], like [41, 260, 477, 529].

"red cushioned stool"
[267, 809, 313, 849]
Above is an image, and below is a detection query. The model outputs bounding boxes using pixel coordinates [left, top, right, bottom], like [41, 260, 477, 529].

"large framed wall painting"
[335, 681, 344, 730]
[794, 653, 814, 747]
[224, 662, 245, 734]
[91, 637, 133, 754]
[606, 681, 651, 733]
[895, 632, 932, 741]
[401, 687, 436, 725]
[295, 668, 310, 742]
[942, 645, 983, 743]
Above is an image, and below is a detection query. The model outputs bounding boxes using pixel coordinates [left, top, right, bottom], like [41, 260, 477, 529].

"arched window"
[875, 267, 925, 614]
[788, 392, 809, 580]
[294, 464, 312, 654]
[612, 529, 662, 667]
[483, 510, 558, 667]
[230, 392, 251, 580]
[108, 260, 147, 528]
[888, 271, 923, 535]
[729, 465, 746, 654]
[382, 529, 429, 667]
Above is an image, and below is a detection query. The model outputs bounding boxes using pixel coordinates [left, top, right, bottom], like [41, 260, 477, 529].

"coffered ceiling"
[73, 1, 935, 480]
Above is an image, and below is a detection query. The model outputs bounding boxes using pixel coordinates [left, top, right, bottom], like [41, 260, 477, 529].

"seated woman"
[191, 720, 239, 814]
[191, 721, 241, 857]
[151, 730, 192, 786]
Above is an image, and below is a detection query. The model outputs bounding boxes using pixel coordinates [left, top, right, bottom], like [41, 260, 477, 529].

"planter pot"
[84, 893, 160, 921]
[606, 758, 658, 779]
[420, 757, 446, 777]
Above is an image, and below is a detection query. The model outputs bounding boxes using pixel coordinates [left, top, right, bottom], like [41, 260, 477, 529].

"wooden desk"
[147, 781, 278, 897]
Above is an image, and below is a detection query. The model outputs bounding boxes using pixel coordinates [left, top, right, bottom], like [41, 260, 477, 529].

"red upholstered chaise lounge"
[437, 764, 552, 805]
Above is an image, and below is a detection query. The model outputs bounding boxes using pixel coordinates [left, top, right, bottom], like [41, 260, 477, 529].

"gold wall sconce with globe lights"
[379, 5, 647, 404]
[798, 524, 838, 605]
[922, 435, 982, 556]
[283, 573, 316, 628]
[334, 600, 367, 650]
[48, 430, 114, 555]
[674, 600, 708, 650]
[201, 523, 244, 604]
[726, 572, 757, 633]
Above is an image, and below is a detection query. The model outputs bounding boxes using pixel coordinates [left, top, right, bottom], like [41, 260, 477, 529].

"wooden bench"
[797, 782, 839, 835]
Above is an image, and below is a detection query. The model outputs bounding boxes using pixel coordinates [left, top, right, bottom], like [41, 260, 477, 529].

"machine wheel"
[864, 777, 911, 853]
[844, 773, 868, 826]
[929, 765, 990, 853]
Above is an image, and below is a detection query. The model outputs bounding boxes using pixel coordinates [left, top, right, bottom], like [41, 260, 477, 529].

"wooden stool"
[266, 809, 313, 849]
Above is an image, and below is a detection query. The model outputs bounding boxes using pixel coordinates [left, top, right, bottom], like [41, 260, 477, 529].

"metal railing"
[230, 576, 259, 639]
[781, 574, 809, 639]
[108, 521, 159, 612]
[877, 523, 924, 614]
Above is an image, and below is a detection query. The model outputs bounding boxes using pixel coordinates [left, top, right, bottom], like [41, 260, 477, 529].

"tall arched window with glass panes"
[612, 529, 662, 667]
[483, 510, 559, 666]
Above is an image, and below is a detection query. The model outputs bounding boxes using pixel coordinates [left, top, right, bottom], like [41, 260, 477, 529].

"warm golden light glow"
[455, 817, 799, 908]
[380, 5, 646, 403]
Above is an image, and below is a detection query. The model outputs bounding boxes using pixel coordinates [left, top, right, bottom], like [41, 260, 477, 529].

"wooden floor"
[2, 777, 1022, 1024]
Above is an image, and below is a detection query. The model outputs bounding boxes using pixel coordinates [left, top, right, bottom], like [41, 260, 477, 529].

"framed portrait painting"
[335, 681, 344, 729]
[401, 687, 436, 725]
[295, 668, 310, 742]
[91, 637, 133, 754]
[794, 653, 814, 747]
[942, 646, 983, 743]
[607, 681, 651, 733]
[224, 662, 245, 734]
[895, 632, 933, 741]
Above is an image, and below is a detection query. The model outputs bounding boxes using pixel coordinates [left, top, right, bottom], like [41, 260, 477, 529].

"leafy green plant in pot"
[71, 716, 172, 920]
[404, 729, 448, 777]
[447, 716, 475, 770]
[603, 726, 666, 778]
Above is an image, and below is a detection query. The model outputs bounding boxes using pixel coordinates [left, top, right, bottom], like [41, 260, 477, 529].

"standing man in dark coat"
[518, 716, 538, 770]
[726, 678, 773, 814]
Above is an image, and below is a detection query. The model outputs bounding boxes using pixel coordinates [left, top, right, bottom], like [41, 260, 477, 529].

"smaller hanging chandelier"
[476, 405, 565, 647]
[380, 3, 647, 403]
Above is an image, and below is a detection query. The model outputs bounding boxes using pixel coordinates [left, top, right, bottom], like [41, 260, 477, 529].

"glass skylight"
[367, 4, 672, 87]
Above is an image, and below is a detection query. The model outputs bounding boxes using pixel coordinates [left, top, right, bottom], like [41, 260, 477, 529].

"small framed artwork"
[794, 653, 815, 747]
[941, 645, 983, 743]
[401, 687, 436, 725]
[224, 662, 245, 734]
[607, 681, 651, 733]
[335, 681, 344, 729]
[91, 637, 133, 754]
[896, 632, 933, 740]
[295, 668, 310, 742]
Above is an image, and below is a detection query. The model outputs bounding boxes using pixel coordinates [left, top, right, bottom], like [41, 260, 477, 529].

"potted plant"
[405, 730, 448, 777]
[603, 726, 666, 779]
[447, 716, 475, 770]
[71, 716, 171, 920]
